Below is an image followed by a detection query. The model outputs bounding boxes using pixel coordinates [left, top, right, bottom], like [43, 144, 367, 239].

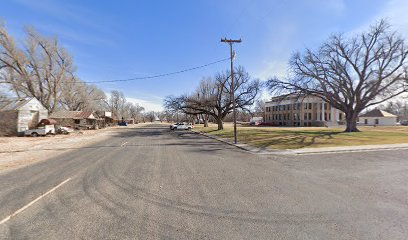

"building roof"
[50, 111, 95, 119]
[0, 98, 34, 111]
[360, 109, 396, 118]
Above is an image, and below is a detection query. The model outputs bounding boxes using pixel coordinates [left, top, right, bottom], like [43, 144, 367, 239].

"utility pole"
[221, 37, 241, 144]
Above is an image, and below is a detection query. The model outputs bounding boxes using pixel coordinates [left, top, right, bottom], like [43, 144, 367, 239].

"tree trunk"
[217, 118, 223, 130]
[204, 119, 209, 127]
[345, 111, 359, 132]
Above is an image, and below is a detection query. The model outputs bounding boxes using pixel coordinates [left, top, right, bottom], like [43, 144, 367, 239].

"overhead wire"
[81, 57, 231, 84]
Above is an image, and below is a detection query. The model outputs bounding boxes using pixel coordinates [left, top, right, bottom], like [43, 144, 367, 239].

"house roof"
[50, 111, 95, 119]
[0, 98, 34, 111]
[360, 109, 396, 118]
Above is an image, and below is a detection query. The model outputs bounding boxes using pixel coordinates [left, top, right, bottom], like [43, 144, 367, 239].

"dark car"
[118, 122, 128, 126]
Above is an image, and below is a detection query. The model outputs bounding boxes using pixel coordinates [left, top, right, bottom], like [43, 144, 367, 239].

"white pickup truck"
[24, 125, 55, 137]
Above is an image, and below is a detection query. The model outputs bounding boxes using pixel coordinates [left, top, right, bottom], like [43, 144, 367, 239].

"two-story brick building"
[264, 94, 344, 127]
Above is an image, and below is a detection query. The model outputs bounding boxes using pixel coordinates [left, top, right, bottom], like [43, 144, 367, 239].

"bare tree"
[253, 99, 266, 119]
[165, 67, 261, 130]
[144, 111, 156, 122]
[267, 20, 408, 132]
[0, 25, 76, 112]
[107, 90, 127, 119]
[128, 103, 144, 122]
[60, 75, 106, 111]
[378, 99, 408, 116]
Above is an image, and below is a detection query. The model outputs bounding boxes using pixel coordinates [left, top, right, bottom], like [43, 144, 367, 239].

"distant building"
[0, 98, 48, 136]
[359, 109, 397, 126]
[95, 111, 114, 127]
[50, 111, 97, 129]
[264, 94, 344, 127]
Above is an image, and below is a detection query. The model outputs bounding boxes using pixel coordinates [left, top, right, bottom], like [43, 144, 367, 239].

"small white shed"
[359, 109, 397, 126]
[0, 98, 48, 136]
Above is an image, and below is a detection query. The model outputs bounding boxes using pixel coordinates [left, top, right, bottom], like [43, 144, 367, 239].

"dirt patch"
[0, 123, 151, 173]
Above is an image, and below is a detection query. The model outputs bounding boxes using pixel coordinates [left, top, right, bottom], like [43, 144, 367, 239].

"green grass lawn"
[193, 124, 408, 149]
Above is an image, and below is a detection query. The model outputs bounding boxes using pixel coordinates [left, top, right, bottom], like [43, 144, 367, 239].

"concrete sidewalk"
[192, 130, 408, 155]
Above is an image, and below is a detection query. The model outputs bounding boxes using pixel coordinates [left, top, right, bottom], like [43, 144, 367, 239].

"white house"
[359, 109, 397, 126]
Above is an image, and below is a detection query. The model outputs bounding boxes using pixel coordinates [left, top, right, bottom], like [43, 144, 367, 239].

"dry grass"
[194, 124, 408, 149]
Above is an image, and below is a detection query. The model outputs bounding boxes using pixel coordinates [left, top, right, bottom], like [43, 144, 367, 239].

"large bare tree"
[267, 20, 408, 132]
[0, 25, 76, 112]
[165, 67, 261, 130]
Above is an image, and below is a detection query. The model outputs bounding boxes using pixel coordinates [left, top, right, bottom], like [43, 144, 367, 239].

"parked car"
[400, 120, 408, 126]
[118, 122, 128, 126]
[174, 122, 194, 130]
[170, 122, 181, 130]
[24, 125, 55, 137]
[249, 117, 263, 126]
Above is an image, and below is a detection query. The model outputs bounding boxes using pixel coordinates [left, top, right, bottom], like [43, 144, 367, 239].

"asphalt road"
[0, 124, 407, 239]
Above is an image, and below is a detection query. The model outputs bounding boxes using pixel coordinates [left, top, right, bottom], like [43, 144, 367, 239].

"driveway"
[0, 124, 407, 239]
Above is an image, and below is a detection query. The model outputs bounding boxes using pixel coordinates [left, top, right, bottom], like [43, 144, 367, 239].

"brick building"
[264, 94, 344, 127]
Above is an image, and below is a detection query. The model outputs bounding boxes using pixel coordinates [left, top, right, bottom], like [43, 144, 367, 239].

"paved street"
[0, 124, 407, 239]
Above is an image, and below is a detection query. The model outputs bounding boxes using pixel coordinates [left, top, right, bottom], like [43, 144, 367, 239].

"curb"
[292, 146, 408, 155]
[190, 130, 292, 155]
[191, 130, 408, 155]
[191, 130, 249, 152]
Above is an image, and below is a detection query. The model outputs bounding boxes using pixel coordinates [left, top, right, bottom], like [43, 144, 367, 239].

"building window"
[375, 119, 379, 125]
[339, 113, 342, 120]
[304, 103, 308, 110]
[74, 119, 80, 124]
[364, 119, 368, 124]
[308, 113, 312, 120]
[308, 103, 312, 109]
[304, 113, 308, 120]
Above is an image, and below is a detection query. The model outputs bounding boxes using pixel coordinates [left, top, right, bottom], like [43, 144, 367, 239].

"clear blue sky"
[1, 0, 407, 111]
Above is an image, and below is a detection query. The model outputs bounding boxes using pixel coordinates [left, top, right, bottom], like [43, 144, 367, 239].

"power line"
[0, 57, 230, 85]
[82, 57, 231, 84]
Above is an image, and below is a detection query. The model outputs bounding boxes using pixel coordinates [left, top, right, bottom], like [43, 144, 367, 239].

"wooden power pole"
[221, 37, 241, 144]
